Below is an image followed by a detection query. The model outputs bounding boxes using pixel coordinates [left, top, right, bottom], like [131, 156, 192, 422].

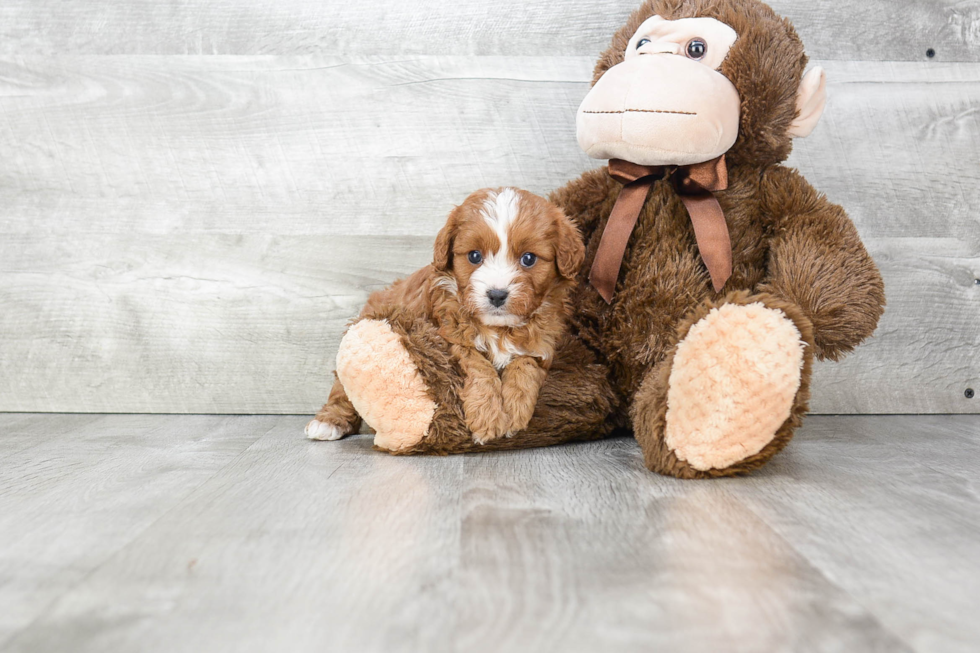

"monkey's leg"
[335, 307, 618, 455]
[306, 374, 362, 441]
[631, 291, 815, 478]
[328, 315, 437, 452]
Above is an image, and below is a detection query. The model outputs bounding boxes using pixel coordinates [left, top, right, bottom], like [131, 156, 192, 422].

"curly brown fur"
[315, 187, 586, 445]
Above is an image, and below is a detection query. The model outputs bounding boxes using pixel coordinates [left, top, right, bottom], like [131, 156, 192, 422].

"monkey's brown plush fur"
[310, 0, 885, 478]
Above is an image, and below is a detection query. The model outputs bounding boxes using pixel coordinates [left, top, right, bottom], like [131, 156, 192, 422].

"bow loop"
[673, 155, 729, 194]
[588, 155, 733, 303]
[607, 159, 669, 186]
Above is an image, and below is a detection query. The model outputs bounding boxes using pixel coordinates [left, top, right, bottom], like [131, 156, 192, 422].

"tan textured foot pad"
[335, 319, 435, 452]
[665, 303, 805, 471]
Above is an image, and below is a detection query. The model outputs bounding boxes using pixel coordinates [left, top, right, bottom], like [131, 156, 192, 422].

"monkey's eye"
[636, 37, 651, 50]
[520, 252, 537, 268]
[467, 250, 483, 265]
[686, 38, 707, 60]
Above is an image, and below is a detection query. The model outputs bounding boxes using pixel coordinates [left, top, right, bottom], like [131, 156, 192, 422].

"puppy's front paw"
[500, 358, 546, 437]
[463, 397, 510, 445]
[502, 399, 535, 436]
[469, 417, 511, 445]
[305, 419, 347, 441]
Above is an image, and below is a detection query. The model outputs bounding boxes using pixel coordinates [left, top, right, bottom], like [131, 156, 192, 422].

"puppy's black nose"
[487, 289, 509, 308]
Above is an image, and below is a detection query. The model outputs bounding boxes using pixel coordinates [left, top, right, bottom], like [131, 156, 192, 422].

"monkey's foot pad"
[664, 302, 806, 471]
[335, 319, 435, 452]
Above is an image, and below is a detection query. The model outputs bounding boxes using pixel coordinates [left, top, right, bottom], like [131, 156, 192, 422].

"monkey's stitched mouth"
[582, 109, 697, 116]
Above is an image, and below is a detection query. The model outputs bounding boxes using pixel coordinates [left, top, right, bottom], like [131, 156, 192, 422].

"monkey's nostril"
[487, 289, 509, 308]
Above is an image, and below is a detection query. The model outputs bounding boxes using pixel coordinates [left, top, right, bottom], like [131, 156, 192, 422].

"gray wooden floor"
[1, 414, 978, 652]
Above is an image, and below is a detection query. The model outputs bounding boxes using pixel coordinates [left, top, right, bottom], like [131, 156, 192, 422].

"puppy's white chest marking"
[474, 331, 530, 370]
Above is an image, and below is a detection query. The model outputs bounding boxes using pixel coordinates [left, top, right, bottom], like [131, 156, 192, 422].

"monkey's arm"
[500, 355, 549, 435]
[757, 165, 885, 361]
[451, 344, 509, 443]
[549, 167, 618, 240]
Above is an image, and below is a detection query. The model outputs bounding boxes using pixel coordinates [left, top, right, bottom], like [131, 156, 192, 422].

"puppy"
[306, 187, 585, 444]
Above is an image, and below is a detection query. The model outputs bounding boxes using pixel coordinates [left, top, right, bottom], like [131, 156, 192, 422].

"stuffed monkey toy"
[308, 0, 885, 478]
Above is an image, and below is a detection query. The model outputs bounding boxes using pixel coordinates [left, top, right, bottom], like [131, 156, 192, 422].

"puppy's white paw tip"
[306, 419, 345, 441]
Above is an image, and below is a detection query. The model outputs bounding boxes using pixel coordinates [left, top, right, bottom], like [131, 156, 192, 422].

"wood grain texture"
[2, 413, 978, 651]
[0, 414, 274, 646]
[0, 413, 104, 460]
[735, 415, 980, 652]
[0, 56, 592, 237]
[0, 0, 978, 61]
[1, 415, 466, 652]
[454, 445, 908, 652]
[0, 234, 432, 413]
[0, 56, 977, 413]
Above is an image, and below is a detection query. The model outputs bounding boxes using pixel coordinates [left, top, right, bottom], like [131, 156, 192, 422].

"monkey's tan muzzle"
[576, 54, 741, 167]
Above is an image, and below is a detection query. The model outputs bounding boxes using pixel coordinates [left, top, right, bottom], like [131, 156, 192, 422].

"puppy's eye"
[636, 37, 651, 50]
[467, 250, 483, 265]
[686, 38, 707, 60]
[520, 252, 537, 268]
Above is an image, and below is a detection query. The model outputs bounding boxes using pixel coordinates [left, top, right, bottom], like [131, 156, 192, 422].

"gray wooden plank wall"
[0, 1, 978, 414]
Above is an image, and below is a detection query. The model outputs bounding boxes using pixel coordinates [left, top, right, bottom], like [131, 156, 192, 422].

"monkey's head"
[577, 0, 826, 168]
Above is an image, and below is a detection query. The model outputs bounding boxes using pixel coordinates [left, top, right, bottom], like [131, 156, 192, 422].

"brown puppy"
[306, 187, 585, 444]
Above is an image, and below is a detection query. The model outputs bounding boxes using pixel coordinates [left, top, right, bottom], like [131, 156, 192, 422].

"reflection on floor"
[0, 414, 977, 652]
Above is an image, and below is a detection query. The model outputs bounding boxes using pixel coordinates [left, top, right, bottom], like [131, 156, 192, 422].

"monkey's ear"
[555, 210, 586, 280]
[788, 67, 827, 139]
[432, 207, 460, 271]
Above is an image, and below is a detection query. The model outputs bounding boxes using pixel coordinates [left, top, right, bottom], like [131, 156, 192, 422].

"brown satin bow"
[588, 156, 733, 303]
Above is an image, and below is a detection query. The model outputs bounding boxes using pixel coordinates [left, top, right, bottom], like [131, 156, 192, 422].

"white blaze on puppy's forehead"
[465, 188, 527, 326]
[471, 187, 521, 293]
[479, 187, 521, 254]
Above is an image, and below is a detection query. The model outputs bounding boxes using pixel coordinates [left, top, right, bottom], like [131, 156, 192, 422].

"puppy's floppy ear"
[433, 206, 462, 271]
[554, 208, 585, 280]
